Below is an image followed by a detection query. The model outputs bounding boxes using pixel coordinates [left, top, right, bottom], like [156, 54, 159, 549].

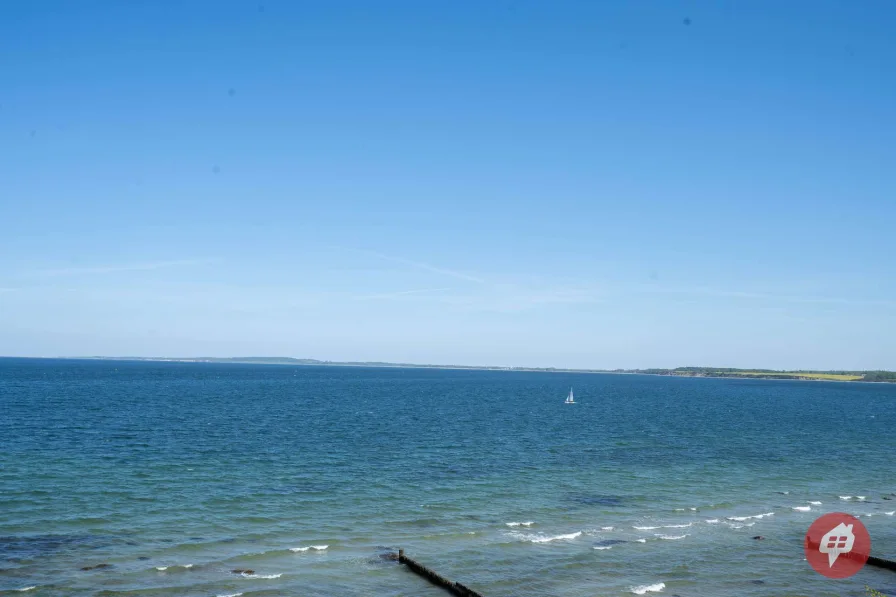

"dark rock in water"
[593, 539, 628, 547]
[750, 580, 766, 584]
[80, 563, 111, 571]
[883, 496, 892, 501]
[137, 556, 150, 561]
[231, 569, 255, 575]
[752, 536, 765, 540]
[568, 493, 626, 507]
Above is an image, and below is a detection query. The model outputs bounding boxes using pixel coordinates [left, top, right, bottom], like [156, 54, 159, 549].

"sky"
[1, 0, 895, 369]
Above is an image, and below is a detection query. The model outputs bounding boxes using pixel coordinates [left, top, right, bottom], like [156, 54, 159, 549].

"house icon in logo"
[819, 522, 856, 567]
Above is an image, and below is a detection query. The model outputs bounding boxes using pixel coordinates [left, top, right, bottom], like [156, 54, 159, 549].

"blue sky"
[1, 1, 894, 369]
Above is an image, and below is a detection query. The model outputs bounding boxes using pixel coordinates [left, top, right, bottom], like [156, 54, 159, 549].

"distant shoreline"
[6, 356, 894, 383]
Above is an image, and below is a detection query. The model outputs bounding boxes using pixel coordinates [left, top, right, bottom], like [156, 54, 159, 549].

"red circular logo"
[804, 513, 871, 578]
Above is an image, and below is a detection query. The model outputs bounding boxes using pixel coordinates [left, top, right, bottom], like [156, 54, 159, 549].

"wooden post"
[395, 549, 484, 597]
[868, 555, 896, 572]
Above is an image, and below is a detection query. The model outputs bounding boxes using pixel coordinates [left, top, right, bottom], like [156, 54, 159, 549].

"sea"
[1, 358, 895, 597]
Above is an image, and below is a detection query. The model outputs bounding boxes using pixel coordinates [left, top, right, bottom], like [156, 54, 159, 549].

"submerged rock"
[80, 563, 111, 571]
[593, 539, 628, 547]
[752, 536, 765, 540]
[231, 568, 255, 575]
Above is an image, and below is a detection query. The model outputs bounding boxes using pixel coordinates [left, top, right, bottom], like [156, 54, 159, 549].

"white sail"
[565, 387, 575, 403]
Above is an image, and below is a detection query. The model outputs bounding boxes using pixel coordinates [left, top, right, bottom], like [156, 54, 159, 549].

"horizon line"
[0, 355, 891, 374]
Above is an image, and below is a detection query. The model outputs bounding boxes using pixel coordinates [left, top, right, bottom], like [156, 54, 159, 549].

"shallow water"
[1, 358, 895, 596]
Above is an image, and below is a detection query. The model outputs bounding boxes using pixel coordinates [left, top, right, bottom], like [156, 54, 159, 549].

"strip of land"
[67, 357, 896, 383]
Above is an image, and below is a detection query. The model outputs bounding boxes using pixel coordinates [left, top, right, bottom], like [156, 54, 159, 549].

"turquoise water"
[1, 358, 895, 597]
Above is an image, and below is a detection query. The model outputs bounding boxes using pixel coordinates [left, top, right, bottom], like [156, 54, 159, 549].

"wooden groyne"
[868, 555, 896, 572]
[396, 549, 484, 597]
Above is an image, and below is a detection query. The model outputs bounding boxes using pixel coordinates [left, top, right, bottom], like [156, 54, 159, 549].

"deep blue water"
[1, 358, 895, 596]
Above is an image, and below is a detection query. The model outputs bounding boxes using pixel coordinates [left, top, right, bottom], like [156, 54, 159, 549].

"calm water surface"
[1, 358, 895, 596]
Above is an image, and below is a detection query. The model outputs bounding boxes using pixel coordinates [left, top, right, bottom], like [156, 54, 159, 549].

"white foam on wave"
[631, 582, 665, 594]
[657, 534, 688, 540]
[16, 588, 37, 593]
[674, 508, 685, 512]
[519, 531, 582, 543]
[727, 513, 773, 521]
[241, 573, 282, 579]
[290, 545, 328, 552]
[217, 594, 243, 597]
[601, 526, 614, 531]
[809, 501, 822, 505]
[155, 563, 193, 571]
[689, 507, 697, 511]
[726, 522, 756, 528]
[706, 519, 720, 524]
[593, 545, 613, 550]
[635, 538, 647, 543]
[840, 496, 852, 500]
[887, 511, 895, 516]
[792, 506, 811, 512]
[633, 523, 692, 531]
[505, 521, 534, 527]
[858, 496, 867, 500]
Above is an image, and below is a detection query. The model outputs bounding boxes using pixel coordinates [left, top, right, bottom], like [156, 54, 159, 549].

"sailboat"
[565, 387, 575, 404]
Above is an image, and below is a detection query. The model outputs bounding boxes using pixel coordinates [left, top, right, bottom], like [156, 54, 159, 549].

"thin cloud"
[33, 259, 212, 277]
[342, 247, 486, 284]
[353, 287, 452, 301]
[640, 284, 896, 307]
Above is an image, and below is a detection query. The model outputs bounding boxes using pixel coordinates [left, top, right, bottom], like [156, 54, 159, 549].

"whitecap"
[15, 588, 37, 593]
[635, 538, 647, 543]
[674, 508, 685, 512]
[793, 506, 811, 512]
[155, 566, 168, 571]
[706, 519, 720, 524]
[886, 511, 895, 516]
[631, 582, 665, 594]
[657, 534, 688, 540]
[809, 501, 822, 506]
[633, 523, 691, 530]
[241, 573, 282, 579]
[726, 522, 756, 528]
[217, 594, 243, 597]
[524, 531, 582, 543]
[593, 546, 613, 550]
[858, 496, 867, 500]
[726, 513, 773, 521]
[290, 545, 328, 552]
[505, 521, 534, 527]
[601, 526, 614, 531]
[840, 496, 853, 500]
[689, 507, 697, 511]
